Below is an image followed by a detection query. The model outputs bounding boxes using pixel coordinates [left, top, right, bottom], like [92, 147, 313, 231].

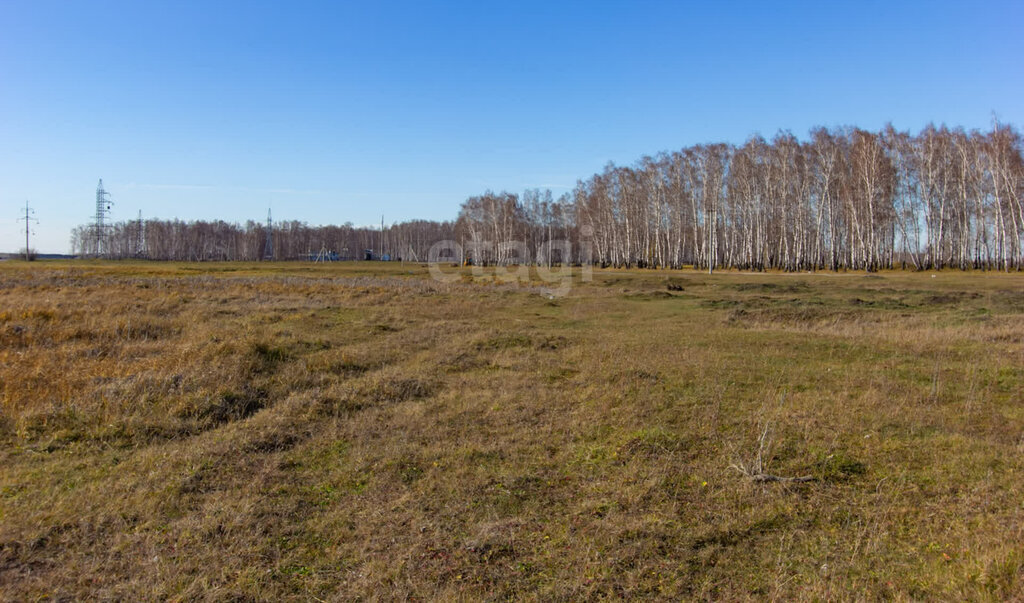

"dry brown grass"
[0, 260, 1022, 600]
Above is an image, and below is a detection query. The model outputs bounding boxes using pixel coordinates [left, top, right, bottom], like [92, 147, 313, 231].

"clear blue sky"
[2, 0, 1022, 252]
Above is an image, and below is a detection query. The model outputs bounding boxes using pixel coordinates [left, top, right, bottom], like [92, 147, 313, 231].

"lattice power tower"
[92, 179, 113, 256]
[263, 208, 274, 260]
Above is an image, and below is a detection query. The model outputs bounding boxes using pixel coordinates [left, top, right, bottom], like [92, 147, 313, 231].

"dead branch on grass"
[729, 392, 817, 484]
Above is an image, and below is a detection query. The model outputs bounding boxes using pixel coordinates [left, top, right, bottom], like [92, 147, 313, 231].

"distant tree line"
[73, 122, 1023, 270]
[71, 219, 454, 261]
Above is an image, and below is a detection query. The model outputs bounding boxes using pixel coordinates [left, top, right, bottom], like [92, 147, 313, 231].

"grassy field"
[0, 260, 1022, 600]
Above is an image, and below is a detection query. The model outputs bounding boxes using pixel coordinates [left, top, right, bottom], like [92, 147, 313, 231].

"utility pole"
[18, 200, 38, 260]
[379, 214, 384, 260]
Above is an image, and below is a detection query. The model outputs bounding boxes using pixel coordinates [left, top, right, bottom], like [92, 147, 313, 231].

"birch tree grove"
[565, 123, 1024, 270]
[71, 219, 455, 262]
[72, 123, 1024, 270]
